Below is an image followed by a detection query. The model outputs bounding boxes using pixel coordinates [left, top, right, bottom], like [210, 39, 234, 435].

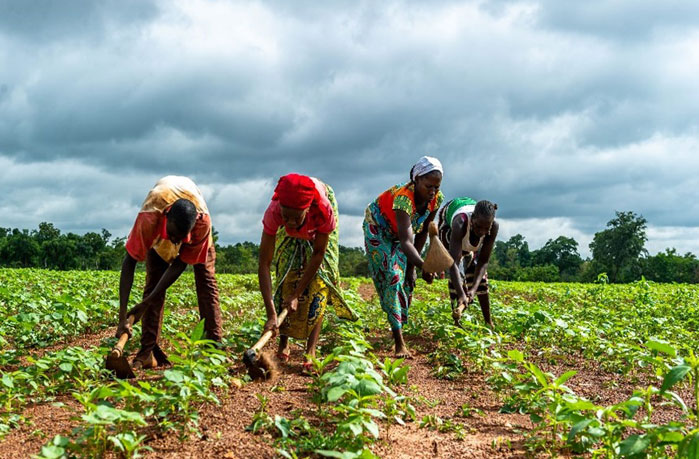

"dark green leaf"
[619, 434, 650, 456]
[661, 365, 691, 393]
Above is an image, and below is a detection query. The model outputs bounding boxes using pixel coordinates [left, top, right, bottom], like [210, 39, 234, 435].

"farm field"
[1, 268, 698, 458]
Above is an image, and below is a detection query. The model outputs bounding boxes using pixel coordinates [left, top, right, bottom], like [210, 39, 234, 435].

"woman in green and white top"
[437, 198, 499, 328]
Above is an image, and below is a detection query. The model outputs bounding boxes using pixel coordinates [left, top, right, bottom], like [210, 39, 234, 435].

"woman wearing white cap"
[363, 156, 444, 358]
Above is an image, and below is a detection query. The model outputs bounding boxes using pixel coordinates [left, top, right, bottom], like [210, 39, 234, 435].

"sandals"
[276, 350, 316, 375]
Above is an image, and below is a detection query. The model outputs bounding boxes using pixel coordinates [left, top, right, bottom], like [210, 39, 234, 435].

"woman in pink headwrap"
[258, 174, 356, 373]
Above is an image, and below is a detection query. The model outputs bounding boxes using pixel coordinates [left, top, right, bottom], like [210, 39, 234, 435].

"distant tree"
[532, 236, 583, 280]
[589, 211, 647, 283]
[35, 222, 61, 243]
[216, 241, 260, 274]
[99, 236, 126, 270]
[494, 234, 531, 268]
[339, 246, 369, 277]
[0, 229, 40, 267]
[643, 249, 699, 284]
[77, 232, 108, 269]
[515, 264, 560, 282]
[44, 235, 78, 270]
[101, 229, 112, 244]
[4, 219, 698, 284]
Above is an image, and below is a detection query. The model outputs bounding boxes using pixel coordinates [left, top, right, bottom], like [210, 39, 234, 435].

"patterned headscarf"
[411, 156, 443, 181]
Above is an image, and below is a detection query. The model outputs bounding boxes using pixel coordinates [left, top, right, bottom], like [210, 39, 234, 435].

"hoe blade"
[106, 354, 136, 379]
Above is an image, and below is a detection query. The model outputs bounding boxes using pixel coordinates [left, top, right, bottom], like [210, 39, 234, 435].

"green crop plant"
[109, 432, 153, 459]
[3, 269, 699, 457]
[246, 394, 274, 434]
[377, 357, 410, 386]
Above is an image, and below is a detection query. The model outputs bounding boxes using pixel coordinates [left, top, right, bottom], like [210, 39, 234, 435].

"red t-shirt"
[125, 212, 212, 265]
[125, 176, 212, 265]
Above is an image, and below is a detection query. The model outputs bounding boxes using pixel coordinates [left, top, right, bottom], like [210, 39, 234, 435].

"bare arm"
[398, 209, 439, 286]
[414, 211, 436, 255]
[258, 232, 278, 334]
[416, 211, 439, 283]
[119, 253, 138, 323]
[447, 215, 469, 304]
[469, 221, 499, 295]
[396, 210, 426, 268]
[127, 257, 187, 321]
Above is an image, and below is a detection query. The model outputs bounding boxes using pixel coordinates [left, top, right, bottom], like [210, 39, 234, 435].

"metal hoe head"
[243, 348, 278, 381]
[106, 352, 136, 379]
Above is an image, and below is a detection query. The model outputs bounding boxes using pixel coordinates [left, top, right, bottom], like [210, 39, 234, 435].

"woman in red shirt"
[258, 174, 356, 373]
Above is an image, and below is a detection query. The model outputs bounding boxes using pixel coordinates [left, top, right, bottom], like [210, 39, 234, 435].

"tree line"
[1, 211, 697, 283]
[0, 223, 372, 277]
[489, 211, 699, 283]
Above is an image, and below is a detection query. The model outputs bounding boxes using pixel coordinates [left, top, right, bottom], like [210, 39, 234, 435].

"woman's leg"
[278, 335, 290, 358]
[364, 219, 413, 356]
[393, 286, 412, 357]
[476, 293, 493, 329]
[475, 269, 492, 328]
[392, 328, 412, 358]
[305, 313, 324, 361]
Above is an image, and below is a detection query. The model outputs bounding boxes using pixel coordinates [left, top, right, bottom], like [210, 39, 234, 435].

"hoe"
[105, 311, 169, 378]
[105, 315, 136, 379]
[243, 308, 288, 381]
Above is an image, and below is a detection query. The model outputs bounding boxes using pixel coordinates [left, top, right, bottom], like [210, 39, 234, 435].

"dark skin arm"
[119, 253, 138, 324]
[259, 231, 331, 335]
[397, 209, 437, 289]
[116, 256, 187, 338]
[258, 231, 278, 337]
[468, 221, 499, 297]
[447, 215, 469, 306]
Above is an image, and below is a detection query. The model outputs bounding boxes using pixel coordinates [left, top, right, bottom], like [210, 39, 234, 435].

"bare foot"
[395, 347, 414, 359]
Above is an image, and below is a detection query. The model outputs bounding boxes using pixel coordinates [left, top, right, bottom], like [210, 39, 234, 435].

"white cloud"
[1, 0, 698, 257]
[646, 226, 699, 257]
[338, 214, 365, 248]
[497, 217, 593, 257]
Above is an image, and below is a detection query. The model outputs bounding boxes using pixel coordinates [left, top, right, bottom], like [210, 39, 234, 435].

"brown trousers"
[136, 246, 222, 363]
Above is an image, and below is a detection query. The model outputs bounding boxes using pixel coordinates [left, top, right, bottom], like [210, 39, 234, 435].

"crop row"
[410, 278, 699, 456]
[2, 269, 698, 457]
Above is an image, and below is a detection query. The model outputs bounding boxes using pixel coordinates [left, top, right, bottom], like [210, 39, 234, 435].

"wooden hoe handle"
[251, 309, 288, 353]
[110, 315, 135, 359]
[453, 301, 469, 319]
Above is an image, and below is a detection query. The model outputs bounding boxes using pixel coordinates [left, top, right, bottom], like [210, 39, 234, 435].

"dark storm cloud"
[0, 0, 160, 43]
[537, 1, 699, 40]
[484, 0, 699, 40]
[0, 0, 698, 255]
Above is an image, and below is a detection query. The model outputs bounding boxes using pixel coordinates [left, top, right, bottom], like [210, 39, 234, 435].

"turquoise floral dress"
[363, 183, 444, 330]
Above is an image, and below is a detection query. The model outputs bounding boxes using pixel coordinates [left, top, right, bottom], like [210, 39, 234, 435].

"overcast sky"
[1, 0, 698, 257]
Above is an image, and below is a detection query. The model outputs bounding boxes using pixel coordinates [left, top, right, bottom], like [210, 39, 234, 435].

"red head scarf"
[272, 173, 319, 209]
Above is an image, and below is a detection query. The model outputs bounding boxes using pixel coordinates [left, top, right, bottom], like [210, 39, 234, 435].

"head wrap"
[411, 156, 443, 181]
[272, 173, 319, 209]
